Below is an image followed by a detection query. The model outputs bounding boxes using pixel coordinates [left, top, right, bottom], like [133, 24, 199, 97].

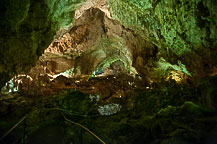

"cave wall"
[0, 0, 84, 87]
[1, 0, 217, 87]
[26, 6, 149, 79]
[108, 0, 217, 81]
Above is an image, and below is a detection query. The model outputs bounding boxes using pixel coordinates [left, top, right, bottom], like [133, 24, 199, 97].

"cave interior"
[0, 0, 217, 144]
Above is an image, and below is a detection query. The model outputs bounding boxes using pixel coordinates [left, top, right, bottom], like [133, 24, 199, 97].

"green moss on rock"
[108, 0, 217, 80]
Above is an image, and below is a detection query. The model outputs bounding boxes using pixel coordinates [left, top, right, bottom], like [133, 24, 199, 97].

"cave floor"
[12, 73, 145, 102]
[0, 75, 217, 144]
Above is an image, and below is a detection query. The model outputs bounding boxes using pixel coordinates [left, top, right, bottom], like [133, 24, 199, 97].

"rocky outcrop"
[26, 5, 151, 82]
[1, 0, 217, 86]
[7, 6, 149, 96]
[0, 0, 85, 87]
[1, 1, 217, 143]
[108, 0, 217, 82]
[1, 0, 217, 88]
[1, 82, 217, 144]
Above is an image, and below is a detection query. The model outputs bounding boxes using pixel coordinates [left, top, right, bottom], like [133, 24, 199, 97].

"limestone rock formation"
[0, 0, 217, 144]
[0, 0, 85, 87]
[108, 0, 217, 82]
[1, 0, 217, 87]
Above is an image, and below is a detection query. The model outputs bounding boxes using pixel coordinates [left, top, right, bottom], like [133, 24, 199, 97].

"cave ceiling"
[0, 0, 217, 88]
[1, 0, 217, 143]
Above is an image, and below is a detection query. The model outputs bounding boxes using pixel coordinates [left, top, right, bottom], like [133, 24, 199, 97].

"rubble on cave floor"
[1, 76, 217, 144]
[0, 72, 147, 103]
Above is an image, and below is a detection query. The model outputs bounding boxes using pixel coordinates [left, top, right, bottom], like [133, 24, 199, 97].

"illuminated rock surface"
[0, 0, 217, 144]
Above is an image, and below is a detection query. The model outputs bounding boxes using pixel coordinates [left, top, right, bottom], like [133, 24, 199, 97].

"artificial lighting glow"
[75, 80, 80, 83]
[17, 74, 33, 81]
[1, 78, 22, 94]
[166, 71, 185, 83]
[47, 68, 74, 81]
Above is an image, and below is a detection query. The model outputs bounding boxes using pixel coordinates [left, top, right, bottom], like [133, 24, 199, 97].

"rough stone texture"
[1, 0, 216, 87]
[1, 0, 217, 87]
[108, 0, 217, 82]
[26, 5, 153, 82]
[1, 81, 217, 144]
[0, 0, 84, 87]
[0, 1, 217, 143]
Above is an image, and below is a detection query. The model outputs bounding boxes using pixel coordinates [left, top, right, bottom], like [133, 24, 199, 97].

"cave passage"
[1, 7, 143, 101]
[1, 0, 217, 144]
